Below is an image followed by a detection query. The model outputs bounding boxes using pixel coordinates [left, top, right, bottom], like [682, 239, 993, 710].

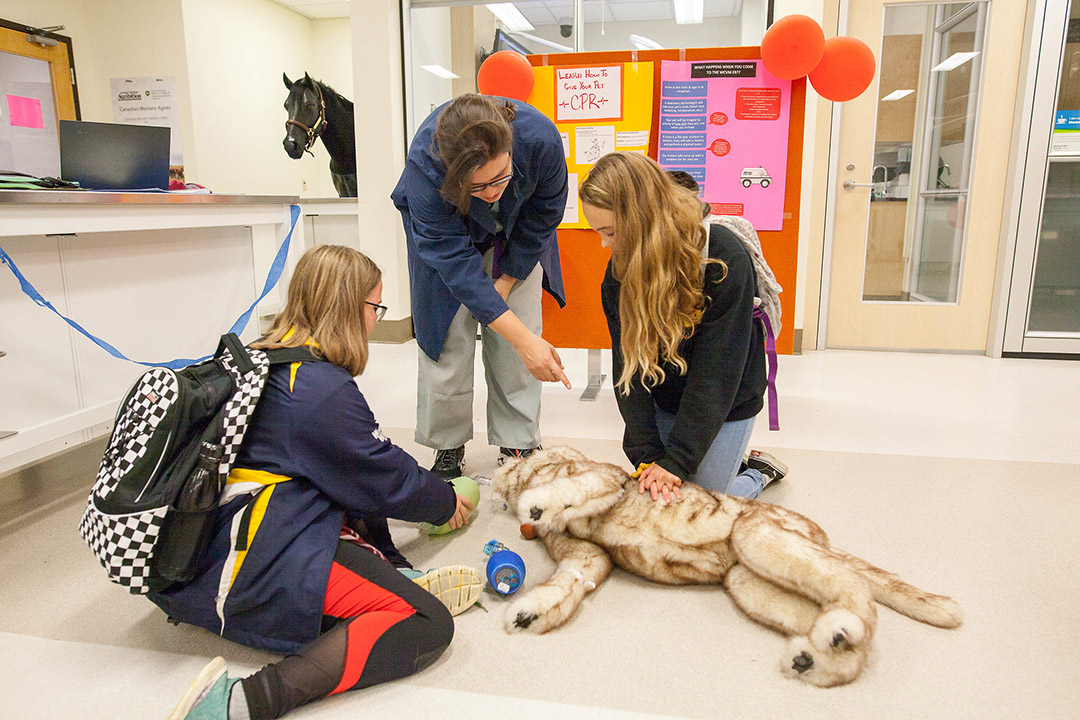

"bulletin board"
[528, 62, 654, 228]
[530, 47, 805, 355]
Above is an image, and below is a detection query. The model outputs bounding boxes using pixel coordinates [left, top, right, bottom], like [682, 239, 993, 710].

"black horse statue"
[282, 72, 357, 197]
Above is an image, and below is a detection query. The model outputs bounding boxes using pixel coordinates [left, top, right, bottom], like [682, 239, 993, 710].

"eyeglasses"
[365, 301, 387, 322]
[469, 168, 514, 194]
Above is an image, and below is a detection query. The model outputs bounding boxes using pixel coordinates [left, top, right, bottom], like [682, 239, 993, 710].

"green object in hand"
[420, 476, 480, 535]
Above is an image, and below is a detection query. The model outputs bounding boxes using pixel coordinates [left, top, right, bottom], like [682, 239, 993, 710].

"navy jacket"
[391, 98, 568, 361]
[149, 360, 456, 654]
[601, 224, 766, 480]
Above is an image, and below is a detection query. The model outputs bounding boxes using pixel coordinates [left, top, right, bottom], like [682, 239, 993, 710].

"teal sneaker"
[168, 656, 238, 720]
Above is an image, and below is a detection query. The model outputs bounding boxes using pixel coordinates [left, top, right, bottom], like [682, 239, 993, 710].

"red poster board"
[535, 47, 803, 356]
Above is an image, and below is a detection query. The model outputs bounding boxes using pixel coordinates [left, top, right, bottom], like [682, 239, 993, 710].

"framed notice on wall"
[658, 60, 791, 231]
[529, 62, 654, 228]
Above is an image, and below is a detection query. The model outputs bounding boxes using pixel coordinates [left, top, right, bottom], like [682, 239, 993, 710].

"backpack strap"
[216, 333, 255, 376]
[262, 346, 324, 365]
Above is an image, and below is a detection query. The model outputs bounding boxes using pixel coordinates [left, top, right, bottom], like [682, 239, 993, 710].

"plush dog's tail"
[833, 548, 963, 628]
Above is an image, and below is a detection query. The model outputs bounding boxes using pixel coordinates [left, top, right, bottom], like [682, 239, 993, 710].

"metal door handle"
[843, 179, 878, 190]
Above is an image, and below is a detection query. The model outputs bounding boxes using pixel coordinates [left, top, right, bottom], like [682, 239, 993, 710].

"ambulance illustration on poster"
[740, 166, 772, 188]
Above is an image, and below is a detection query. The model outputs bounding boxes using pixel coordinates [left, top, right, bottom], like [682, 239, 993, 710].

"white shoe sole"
[168, 656, 226, 720]
[413, 565, 484, 616]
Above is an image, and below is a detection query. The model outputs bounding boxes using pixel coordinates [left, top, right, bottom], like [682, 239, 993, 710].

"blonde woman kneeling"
[580, 152, 778, 505]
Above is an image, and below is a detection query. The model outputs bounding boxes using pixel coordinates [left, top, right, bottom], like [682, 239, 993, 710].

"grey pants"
[415, 250, 543, 451]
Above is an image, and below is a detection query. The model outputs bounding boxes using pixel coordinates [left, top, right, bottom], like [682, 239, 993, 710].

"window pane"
[926, 9, 979, 193]
[915, 195, 965, 302]
[1029, 161, 1080, 332]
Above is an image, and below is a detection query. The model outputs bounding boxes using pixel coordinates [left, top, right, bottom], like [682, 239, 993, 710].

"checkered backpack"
[79, 334, 317, 594]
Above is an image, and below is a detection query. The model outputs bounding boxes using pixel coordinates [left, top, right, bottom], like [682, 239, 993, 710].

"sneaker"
[431, 446, 465, 479]
[497, 446, 541, 466]
[167, 657, 237, 720]
[412, 565, 484, 616]
[745, 449, 788, 488]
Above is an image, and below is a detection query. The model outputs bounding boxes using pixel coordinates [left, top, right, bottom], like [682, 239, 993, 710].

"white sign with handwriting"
[555, 65, 622, 123]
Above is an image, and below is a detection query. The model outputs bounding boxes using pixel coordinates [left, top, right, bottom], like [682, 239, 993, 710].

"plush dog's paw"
[781, 634, 868, 687]
[781, 637, 817, 681]
[503, 591, 547, 634]
[810, 608, 866, 653]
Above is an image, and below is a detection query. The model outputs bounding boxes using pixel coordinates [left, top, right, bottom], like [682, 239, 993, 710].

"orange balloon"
[809, 36, 876, 102]
[477, 50, 535, 102]
[761, 14, 826, 80]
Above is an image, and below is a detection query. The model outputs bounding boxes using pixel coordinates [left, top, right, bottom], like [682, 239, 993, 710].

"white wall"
[309, 16, 354, 198]
[774, 0, 827, 340]
[180, 0, 318, 196]
[351, 0, 412, 322]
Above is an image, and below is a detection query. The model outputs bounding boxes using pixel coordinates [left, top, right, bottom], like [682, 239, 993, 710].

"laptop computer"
[59, 120, 170, 191]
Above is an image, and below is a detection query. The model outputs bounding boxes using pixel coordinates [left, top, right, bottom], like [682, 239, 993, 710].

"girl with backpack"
[163, 245, 481, 720]
[579, 152, 785, 506]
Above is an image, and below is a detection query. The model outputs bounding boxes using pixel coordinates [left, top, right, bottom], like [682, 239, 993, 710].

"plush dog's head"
[493, 446, 629, 534]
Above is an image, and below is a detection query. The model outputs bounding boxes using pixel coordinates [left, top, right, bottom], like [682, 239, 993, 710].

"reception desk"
[0, 190, 302, 475]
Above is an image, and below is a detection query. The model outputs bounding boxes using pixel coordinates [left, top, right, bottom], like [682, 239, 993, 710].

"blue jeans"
[654, 409, 764, 499]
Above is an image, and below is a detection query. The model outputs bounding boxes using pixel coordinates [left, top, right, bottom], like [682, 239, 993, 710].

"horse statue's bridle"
[285, 80, 326, 156]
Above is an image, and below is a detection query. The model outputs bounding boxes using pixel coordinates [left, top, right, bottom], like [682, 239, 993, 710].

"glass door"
[1006, 0, 1080, 355]
[826, 0, 1025, 352]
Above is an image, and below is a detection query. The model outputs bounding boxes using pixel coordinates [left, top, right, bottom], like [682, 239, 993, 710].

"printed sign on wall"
[531, 62, 654, 228]
[658, 60, 791, 231]
[110, 76, 183, 168]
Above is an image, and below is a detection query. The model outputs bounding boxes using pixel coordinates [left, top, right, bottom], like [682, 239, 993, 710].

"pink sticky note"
[7, 95, 44, 129]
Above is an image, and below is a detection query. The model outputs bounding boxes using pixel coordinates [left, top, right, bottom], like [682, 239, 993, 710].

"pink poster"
[6, 94, 45, 129]
[658, 61, 791, 231]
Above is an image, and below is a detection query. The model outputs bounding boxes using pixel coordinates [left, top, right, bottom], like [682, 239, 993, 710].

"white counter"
[0, 191, 303, 475]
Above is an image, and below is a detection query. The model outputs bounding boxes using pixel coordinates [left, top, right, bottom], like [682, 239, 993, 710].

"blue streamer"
[0, 203, 301, 369]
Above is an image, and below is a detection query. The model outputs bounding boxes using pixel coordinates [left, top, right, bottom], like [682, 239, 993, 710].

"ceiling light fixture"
[486, 3, 534, 33]
[931, 51, 979, 72]
[421, 65, 460, 80]
[881, 89, 914, 101]
[672, 0, 704, 24]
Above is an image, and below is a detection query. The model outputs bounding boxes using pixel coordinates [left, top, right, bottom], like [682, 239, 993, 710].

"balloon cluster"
[476, 50, 535, 101]
[761, 15, 876, 103]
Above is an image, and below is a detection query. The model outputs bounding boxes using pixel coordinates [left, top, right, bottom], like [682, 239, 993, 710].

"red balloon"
[809, 36, 877, 102]
[477, 51, 535, 101]
[761, 14, 826, 80]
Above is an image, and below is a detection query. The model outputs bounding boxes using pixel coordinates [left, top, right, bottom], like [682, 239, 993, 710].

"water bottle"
[483, 539, 526, 595]
[154, 442, 224, 583]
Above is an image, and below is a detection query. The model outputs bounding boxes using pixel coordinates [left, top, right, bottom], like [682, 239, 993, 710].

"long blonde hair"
[579, 152, 723, 393]
[252, 244, 381, 376]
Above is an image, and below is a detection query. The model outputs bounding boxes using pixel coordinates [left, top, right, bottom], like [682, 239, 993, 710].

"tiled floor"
[2, 344, 1078, 719]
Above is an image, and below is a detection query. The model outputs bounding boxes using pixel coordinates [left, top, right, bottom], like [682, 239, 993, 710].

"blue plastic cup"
[486, 548, 526, 595]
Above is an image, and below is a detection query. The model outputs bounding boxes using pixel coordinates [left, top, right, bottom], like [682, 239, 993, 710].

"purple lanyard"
[753, 307, 780, 431]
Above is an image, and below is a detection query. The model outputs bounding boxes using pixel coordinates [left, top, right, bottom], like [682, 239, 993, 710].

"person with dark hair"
[161, 245, 483, 720]
[391, 94, 570, 479]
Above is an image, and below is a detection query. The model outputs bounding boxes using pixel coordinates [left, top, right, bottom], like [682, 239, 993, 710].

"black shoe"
[431, 446, 465, 479]
[745, 449, 788, 488]
[497, 446, 541, 466]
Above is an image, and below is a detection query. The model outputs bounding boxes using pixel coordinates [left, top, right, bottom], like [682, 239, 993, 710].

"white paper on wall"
[110, 76, 183, 166]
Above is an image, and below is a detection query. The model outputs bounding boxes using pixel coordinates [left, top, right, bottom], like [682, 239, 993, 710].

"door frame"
[0, 18, 80, 120]
[999, 0, 1080, 357]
